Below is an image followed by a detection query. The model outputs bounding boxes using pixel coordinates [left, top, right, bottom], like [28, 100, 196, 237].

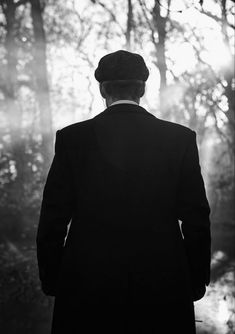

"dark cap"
[94, 50, 149, 83]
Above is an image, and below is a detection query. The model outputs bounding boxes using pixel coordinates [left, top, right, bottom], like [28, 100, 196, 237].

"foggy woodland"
[0, 0, 234, 333]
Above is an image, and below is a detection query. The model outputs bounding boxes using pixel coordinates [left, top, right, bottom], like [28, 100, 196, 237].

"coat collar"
[98, 103, 153, 117]
[110, 100, 139, 106]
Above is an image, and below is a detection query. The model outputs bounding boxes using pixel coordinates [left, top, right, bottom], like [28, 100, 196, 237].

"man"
[37, 50, 211, 334]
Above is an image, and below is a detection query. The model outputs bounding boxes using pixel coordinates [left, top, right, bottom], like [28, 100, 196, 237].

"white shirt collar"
[110, 100, 139, 106]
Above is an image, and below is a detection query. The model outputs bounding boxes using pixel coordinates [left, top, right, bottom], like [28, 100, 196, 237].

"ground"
[0, 220, 234, 334]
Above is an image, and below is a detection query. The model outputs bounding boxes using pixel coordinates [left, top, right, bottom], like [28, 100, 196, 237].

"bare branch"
[79, 49, 95, 70]
[85, 73, 95, 115]
[209, 107, 233, 150]
[181, 27, 222, 79]
[0, 0, 8, 17]
[14, 0, 28, 7]
[17, 78, 33, 89]
[137, 0, 157, 45]
[95, 1, 125, 35]
[72, 0, 94, 50]
[166, 0, 171, 18]
[197, 7, 235, 30]
[0, 83, 8, 95]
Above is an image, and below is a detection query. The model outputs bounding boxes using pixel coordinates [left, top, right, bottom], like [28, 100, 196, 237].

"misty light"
[44, 0, 234, 129]
[201, 43, 233, 71]
[167, 42, 196, 76]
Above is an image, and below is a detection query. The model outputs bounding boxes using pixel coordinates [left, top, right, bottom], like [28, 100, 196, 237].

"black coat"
[37, 103, 211, 334]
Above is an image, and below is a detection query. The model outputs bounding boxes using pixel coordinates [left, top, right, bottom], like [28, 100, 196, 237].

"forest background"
[0, 0, 234, 333]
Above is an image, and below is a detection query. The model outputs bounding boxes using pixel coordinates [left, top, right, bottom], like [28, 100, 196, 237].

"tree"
[197, 0, 235, 150]
[30, 0, 53, 173]
[0, 0, 26, 183]
[137, 0, 170, 115]
[0, 0, 53, 180]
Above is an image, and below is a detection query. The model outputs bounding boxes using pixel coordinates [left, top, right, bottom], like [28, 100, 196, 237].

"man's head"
[95, 50, 149, 105]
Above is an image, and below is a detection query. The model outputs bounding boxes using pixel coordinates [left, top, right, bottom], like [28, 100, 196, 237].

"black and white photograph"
[0, 0, 234, 333]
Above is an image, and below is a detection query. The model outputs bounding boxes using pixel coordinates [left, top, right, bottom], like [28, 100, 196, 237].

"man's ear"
[99, 83, 106, 98]
[139, 82, 145, 97]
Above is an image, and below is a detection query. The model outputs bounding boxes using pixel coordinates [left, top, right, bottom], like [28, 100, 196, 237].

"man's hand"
[192, 285, 206, 301]
[42, 281, 57, 297]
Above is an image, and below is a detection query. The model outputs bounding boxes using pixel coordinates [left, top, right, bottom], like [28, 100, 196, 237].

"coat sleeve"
[177, 131, 211, 298]
[36, 130, 75, 296]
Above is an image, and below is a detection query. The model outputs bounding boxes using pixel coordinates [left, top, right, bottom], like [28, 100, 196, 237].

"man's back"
[37, 103, 210, 333]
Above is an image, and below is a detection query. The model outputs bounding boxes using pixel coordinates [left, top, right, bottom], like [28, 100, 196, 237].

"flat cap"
[94, 50, 149, 83]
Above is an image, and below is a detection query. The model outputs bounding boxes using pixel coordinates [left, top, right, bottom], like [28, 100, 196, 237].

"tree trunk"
[2, 0, 25, 184]
[221, 0, 235, 151]
[30, 0, 53, 174]
[126, 0, 133, 50]
[152, 0, 168, 116]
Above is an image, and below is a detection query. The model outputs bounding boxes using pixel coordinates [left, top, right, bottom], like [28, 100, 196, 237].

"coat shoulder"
[57, 118, 94, 143]
[155, 118, 196, 143]
[59, 118, 93, 134]
[157, 118, 194, 135]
